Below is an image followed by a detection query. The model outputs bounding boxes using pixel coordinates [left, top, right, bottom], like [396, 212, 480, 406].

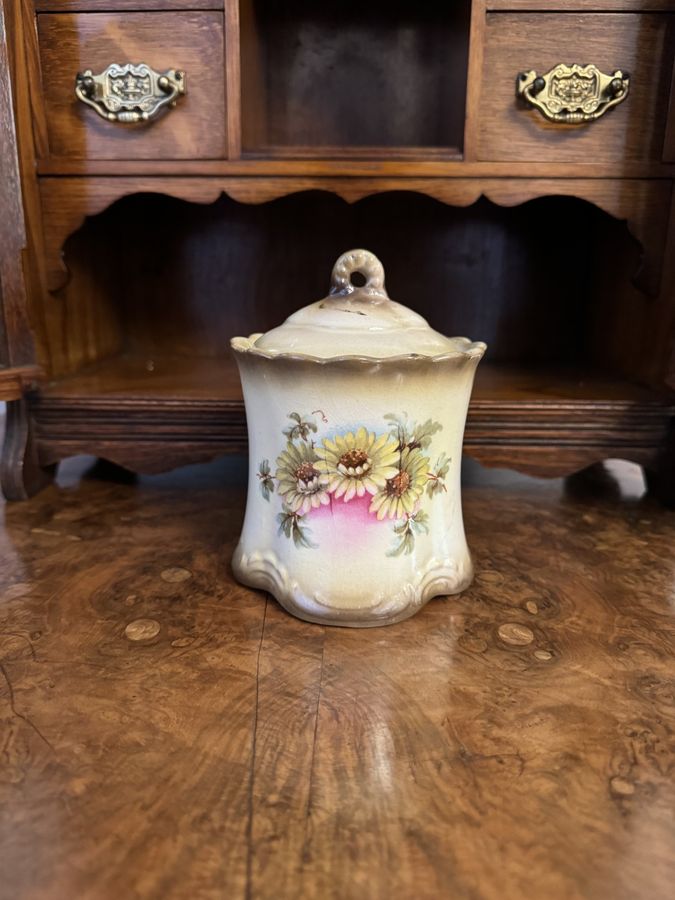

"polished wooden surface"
[479, 12, 675, 163]
[34, 1, 224, 8]
[37, 11, 227, 160]
[487, 0, 675, 10]
[0, 453, 674, 899]
[38, 355, 672, 403]
[34, 157, 675, 178]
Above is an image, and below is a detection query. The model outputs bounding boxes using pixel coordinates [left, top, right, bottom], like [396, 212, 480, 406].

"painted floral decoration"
[275, 441, 330, 515]
[314, 428, 399, 501]
[369, 446, 429, 520]
[259, 411, 450, 556]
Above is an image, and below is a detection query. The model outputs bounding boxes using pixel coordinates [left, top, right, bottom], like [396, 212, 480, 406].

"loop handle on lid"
[329, 249, 388, 299]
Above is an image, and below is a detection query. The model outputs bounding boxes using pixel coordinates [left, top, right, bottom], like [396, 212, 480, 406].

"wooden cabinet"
[1, 0, 674, 503]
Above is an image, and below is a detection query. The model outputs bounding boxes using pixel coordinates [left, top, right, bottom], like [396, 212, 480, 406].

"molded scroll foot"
[1, 397, 55, 501]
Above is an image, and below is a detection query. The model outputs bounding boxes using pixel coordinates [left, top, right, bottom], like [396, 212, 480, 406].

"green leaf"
[277, 511, 292, 538]
[410, 509, 429, 535]
[386, 529, 416, 557]
[426, 452, 450, 498]
[426, 480, 443, 498]
[258, 459, 275, 501]
[283, 412, 317, 442]
[292, 520, 318, 550]
[411, 419, 443, 450]
[387, 512, 424, 556]
[384, 412, 412, 448]
[276, 509, 318, 549]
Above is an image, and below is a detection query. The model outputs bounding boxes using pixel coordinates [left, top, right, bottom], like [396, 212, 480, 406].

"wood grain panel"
[663, 56, 675, 162]
[224, 0, 241, 158]
[0, 0, 40, 380]
[488, 0, 675, 9]
[38, 175, 671, 301]
[479, 13, 675, 163]
[0, 366, 41, 401]
[35, 0, 223, 8]
[37, 11, 227, 160]
[1, 455, 675, 894]
[34, 156, 675, 177]
[463, 0, 487, 160]
[4, 0, 55, 379]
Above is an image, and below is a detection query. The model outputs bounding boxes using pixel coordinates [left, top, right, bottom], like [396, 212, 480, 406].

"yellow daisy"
[369, 447, 430, 520]
[275, 442, 330, 515]
[315, 427, 399, 502]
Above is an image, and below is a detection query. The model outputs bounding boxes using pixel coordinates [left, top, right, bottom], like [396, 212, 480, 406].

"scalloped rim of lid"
[230, 333, 487, 364]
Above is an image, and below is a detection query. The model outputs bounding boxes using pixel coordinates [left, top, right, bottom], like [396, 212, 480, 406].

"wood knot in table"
[160, 567, 192, 584]
[497, 622, 535, 646]
[124, 618, 161, 641]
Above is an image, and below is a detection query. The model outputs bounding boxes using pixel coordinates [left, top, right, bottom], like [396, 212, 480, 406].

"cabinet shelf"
[33, 353, 674, 477]
[36, 353, 671, 406]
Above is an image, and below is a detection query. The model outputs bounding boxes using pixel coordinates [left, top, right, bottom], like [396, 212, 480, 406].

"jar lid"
[232, 249, 486, 362]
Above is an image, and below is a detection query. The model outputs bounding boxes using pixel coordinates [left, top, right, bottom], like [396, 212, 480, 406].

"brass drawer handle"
[75, 63, 186, 123]
[517, 64, 629, 124]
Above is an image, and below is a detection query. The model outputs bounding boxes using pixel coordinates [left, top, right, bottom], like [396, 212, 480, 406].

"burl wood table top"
[0, 454, 673, 900]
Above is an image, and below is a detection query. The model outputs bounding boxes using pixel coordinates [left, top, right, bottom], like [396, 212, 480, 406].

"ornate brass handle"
[517, 64, 629, 124]
[75, 63, 186, 123]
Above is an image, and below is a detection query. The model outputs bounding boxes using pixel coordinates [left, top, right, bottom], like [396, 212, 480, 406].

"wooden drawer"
[37, 11, 226, 160]
[478, 13, 675, 163]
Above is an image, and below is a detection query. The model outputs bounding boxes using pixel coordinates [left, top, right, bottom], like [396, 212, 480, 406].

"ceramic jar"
[231, 249, 486, 627]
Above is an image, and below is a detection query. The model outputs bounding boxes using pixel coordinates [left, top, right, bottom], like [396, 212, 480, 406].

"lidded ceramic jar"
[231, 250, 486, 627]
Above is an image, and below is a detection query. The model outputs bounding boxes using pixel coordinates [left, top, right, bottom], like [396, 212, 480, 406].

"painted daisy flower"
[275, 442, 330, 515]
[315, 427, 399, 502]
[369, 447, 429, 520]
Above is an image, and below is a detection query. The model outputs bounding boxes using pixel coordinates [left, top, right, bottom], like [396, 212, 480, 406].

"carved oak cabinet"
[1, 0, 674, 502]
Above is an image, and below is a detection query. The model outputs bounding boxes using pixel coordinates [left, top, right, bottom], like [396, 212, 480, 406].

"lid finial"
[329, 249, 388, 299]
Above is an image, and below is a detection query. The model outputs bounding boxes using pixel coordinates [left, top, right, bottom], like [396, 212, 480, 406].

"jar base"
[232, 544, 474, 628]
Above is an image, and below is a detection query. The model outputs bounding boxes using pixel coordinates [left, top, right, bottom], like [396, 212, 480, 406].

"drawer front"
[37, 11, 226, 160]
[478, 13, 675, 163]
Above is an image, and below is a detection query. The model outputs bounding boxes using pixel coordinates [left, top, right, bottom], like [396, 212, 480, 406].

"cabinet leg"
[1, 396, 55, 501]
[645, 464, 675, 509]
[645, 423, 675, 509]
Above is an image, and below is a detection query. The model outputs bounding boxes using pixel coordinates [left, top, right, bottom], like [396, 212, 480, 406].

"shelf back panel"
[241, 0, 471, 153]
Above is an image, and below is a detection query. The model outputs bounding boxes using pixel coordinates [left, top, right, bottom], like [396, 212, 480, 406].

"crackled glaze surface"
[231, 354, 480, 625]
[231, 250, 485, 625]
